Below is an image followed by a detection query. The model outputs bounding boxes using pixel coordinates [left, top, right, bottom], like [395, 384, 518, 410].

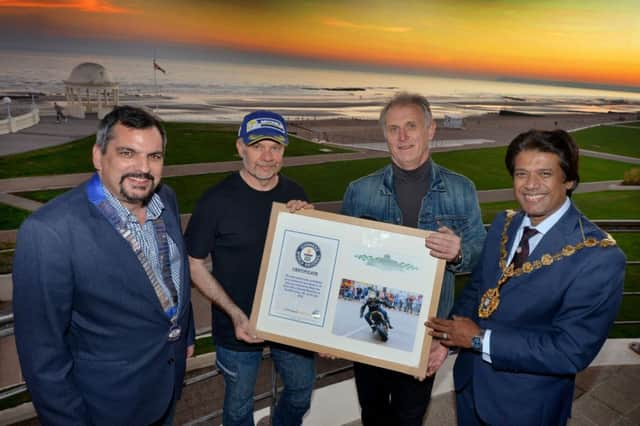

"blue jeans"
[216, 345, 316, 426]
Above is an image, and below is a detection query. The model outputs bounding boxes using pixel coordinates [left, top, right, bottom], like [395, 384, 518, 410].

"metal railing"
[1, 219, 639, 417]
[0, 314, 13, 338]
[0, 343, 354, 425]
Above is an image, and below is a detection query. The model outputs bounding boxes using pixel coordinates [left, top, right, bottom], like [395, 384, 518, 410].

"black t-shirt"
[185, 172, 308, 351]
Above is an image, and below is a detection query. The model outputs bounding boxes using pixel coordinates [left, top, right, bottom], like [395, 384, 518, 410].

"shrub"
[623, 167, 640, 185]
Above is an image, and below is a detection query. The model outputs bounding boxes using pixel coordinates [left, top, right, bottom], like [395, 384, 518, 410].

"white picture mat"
[251, 203, 445, 376]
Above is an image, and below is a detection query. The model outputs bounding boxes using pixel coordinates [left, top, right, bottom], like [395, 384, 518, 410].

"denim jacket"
[341, 159, 486, 318]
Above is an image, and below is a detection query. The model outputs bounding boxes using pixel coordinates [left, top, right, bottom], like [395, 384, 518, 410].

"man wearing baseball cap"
[185, 111, 316, 425]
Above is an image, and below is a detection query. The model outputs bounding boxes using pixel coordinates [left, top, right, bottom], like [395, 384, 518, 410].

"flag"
[153, 60, 166, 74]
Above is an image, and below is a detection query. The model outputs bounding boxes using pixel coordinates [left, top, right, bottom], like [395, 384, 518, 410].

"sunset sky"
[0, 0, 638, 88]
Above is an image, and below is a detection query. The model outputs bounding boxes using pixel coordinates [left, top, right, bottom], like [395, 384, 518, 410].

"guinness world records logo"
[295, 242, 321, 268]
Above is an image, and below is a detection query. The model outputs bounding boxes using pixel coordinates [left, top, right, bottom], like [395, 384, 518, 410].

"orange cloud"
[323, 17, 411, 33]
[0, 0, 137, 14]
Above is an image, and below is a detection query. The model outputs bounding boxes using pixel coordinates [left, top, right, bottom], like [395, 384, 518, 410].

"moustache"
[120, 172, 155, 184]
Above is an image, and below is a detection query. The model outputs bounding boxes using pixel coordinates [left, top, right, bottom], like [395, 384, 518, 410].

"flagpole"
[153, 53, 158, 113]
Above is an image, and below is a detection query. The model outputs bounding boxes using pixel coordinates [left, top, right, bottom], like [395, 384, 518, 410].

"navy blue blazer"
[452, 204, 625, 425]
[13, 180, 194, 426]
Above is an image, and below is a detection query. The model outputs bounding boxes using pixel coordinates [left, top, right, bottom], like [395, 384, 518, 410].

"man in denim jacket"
[341, 92, 486, 426]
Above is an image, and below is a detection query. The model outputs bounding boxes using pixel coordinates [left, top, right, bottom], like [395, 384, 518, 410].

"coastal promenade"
[0, 112, 638, 214]
[1, 112, 639, 425]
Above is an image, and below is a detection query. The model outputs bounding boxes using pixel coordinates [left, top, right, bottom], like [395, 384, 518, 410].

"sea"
[2, 49, 640, 122]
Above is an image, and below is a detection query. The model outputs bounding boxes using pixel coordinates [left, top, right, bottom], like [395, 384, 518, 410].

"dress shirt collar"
[520, 197, 571, 236]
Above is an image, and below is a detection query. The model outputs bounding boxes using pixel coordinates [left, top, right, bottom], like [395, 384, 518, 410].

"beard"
[119, 172, 156, 205]
[243, 157, 280, 181]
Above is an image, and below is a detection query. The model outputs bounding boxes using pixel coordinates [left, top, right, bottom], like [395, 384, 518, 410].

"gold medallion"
[478, 287, 500, 318]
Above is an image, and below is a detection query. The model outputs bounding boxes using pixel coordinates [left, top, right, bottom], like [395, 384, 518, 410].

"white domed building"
[64, 62, 119, 119]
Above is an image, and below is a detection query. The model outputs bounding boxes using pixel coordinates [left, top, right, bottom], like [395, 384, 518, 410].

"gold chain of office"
[477, 210, 617, 319]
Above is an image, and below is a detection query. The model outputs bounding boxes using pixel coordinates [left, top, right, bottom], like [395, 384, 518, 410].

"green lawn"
[572, 125, 640, 158]
[432, 147, 631, 190]
[12, 158, 391, 214]
[614, 233, 640, 261]
[0, 122, 352, 179]
[168, 158, 393, 212]
[0, 204, 30, 230]
[5, 122, 637, 182]
[164, 173, 230, 213]
[608, 232, 639, 339]
[14, 189, 68, 203]
[432, 148, 510, 189]
[479, 191, 640, 223]
[12, 153, 636, 217]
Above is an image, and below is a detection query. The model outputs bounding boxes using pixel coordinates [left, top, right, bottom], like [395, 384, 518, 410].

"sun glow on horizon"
[0, 0, 638, 88]
[0, 0, 137, 13]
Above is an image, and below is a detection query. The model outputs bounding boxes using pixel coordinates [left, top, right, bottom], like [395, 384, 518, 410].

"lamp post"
[2, 97, 11, 119]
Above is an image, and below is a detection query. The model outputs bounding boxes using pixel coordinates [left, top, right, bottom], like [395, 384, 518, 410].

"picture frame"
[249, 203, 446, 378]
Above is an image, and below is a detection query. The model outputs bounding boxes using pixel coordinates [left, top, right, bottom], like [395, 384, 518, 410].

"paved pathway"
[0, 151, 388, 194]
[1, 171, 634, 213]
[0, 193, 42, 211]
[0, 116, 99, 156]
[580, 149, 640, 164]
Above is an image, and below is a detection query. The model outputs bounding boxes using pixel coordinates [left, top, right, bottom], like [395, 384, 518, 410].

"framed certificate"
[249, 203, 446, 378]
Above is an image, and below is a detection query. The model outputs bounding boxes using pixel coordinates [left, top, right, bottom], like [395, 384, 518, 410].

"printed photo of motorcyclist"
[332, 279, 423, 352]
[361, 289, 394, 332]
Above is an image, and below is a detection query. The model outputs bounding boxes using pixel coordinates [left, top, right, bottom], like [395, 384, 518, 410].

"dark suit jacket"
[13, 180, 194, 426]
[452, 204, 625, 426]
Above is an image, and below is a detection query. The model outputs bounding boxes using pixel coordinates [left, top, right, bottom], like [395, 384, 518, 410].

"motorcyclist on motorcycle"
[360, 291, 394, 331]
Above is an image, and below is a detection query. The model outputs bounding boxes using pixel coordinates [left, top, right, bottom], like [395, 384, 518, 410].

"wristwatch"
[471, 329, 486, 352]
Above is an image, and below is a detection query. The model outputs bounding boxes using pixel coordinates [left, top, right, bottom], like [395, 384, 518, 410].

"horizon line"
[1, 43, 640, 96]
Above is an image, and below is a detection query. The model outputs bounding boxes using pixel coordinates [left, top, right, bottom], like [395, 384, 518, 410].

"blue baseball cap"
[238, 110, 289, 146]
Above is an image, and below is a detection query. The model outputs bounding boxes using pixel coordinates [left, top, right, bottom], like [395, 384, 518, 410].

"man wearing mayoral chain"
[428, 129, 625, 425]
[185, 110, 315, 426]
[13, 106, 195, 425]
[341, 92, 486, 425]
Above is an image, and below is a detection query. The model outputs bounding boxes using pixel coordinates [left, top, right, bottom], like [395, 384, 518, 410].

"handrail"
[1, 220, 639, 409]
[0, 348, 354, 425]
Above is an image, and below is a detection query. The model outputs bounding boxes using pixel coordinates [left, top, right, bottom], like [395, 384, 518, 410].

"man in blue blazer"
[13, 106, 194, 426]
[428, 129, 625, 425]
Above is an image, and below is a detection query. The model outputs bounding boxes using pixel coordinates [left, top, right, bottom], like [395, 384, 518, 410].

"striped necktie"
[511, 227, 539, 269]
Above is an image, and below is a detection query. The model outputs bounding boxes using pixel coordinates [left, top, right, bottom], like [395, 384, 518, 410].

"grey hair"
[379, 92, 433, 131]
[95, 105, 167, 153]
